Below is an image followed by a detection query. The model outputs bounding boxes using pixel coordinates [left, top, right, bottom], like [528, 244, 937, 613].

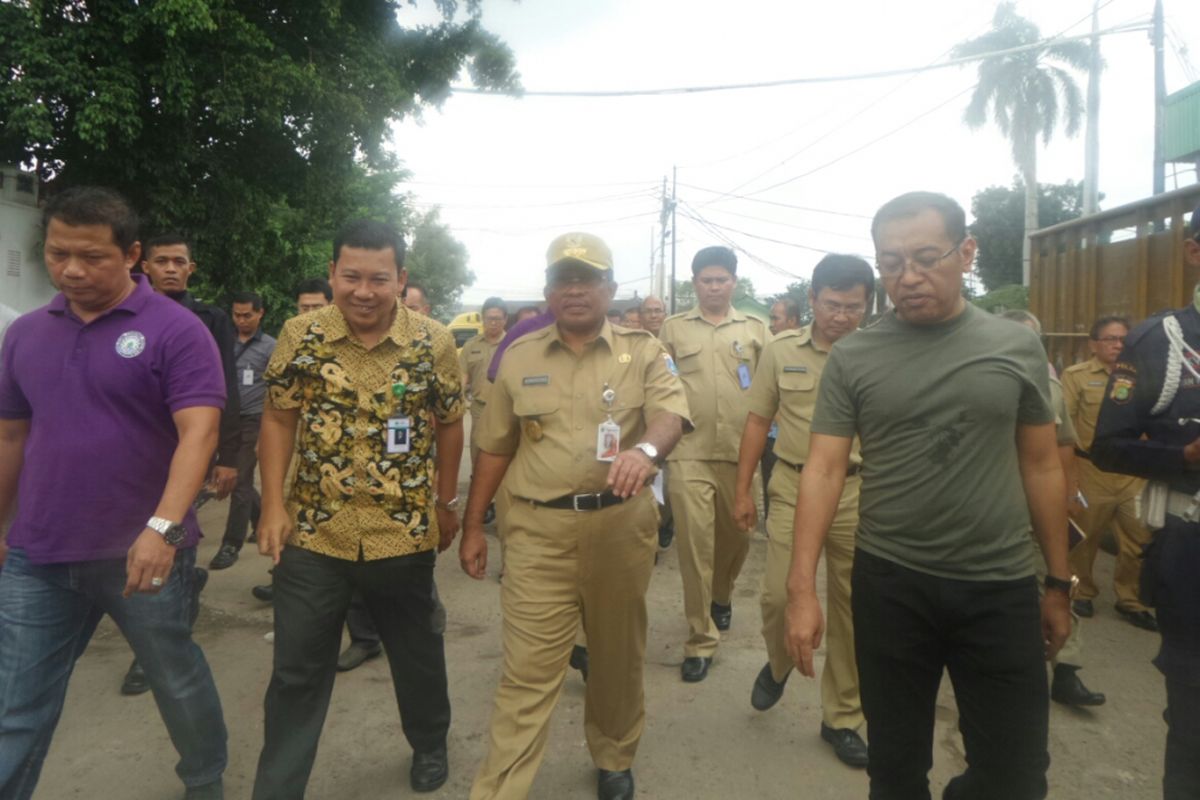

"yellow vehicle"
[448, 311, 483, 352]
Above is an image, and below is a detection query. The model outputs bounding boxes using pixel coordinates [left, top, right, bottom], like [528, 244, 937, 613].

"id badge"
[386, 417, 412, 454]
[242, 368, 254, 386]
[596, 419, 620, 462]
[737, 362, 752, 390]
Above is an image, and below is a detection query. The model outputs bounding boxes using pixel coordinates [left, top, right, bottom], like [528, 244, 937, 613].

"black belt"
[1074, 447, 1091, 461]
[777, 457, 861, 477]
[519, 490, 627, 511]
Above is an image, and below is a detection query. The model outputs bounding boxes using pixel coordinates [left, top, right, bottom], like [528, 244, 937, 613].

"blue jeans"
[0, 547, 227, 798]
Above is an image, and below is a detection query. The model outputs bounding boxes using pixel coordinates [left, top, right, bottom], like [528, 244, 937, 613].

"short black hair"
[43, 186, 139, 251]
[482, 297, 508, 317]
[1090, 315, 1130, 340]
[294, 277, 332, 301]
[143, 232, 192, 261]
[811, 254, 875, 304]
[333, 219, 406, 273]
[772, 297, 801, 322]
[231, 291, 263, 311]
[871, 191, 967, 245]
[691, 245, 738, 276]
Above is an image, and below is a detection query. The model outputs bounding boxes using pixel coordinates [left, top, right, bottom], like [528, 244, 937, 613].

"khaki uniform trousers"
[470, 490, 657, 800]
[1069, 459, 1151, 612]
[668, 459, 750, 658]
[760, 467, 863, 730]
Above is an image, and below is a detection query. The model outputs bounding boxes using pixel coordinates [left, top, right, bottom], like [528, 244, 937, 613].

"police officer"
[459, 232, 690, 800]
[733, 255, 873, 767]
[661, 246, 766, 682]
[1092, 205, 1200, 799]
[1062, 315, 1156, 630]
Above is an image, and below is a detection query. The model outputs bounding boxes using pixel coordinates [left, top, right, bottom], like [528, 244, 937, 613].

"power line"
[674, 183, 874, 218]
[696, 204, 874, 243]
[677, 205, 813, 280]
[448, 23, 1149, 98]
[678, 203, 833, 255]
[407, 186, 657, 211]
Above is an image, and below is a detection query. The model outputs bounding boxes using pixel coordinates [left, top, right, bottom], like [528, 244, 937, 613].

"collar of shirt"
[48, 273, 154, 322]
[682, 304, 747, 327]
[541, 319, 616, 355]
[1085, 357, 1109, 375]
[316, 301, 415, 347]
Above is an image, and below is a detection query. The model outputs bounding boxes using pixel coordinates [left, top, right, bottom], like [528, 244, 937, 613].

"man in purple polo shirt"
[0, 187, 229, 800]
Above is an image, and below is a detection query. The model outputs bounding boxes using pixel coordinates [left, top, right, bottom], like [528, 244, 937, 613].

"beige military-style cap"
[545, 232, 613, 271]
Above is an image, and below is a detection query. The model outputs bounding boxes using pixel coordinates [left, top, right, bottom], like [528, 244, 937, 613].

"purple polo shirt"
[0, 275, 226, 564]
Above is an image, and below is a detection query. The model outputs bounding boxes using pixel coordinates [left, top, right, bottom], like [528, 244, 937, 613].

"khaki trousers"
[668, 460, 749, 658]
[470, 491, 657, 800]
[1069, 460, 1151, 612]
[760, 467, 863, 730]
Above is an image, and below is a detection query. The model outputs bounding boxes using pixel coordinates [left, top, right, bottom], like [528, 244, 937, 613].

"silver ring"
[150, 577, 164, 587]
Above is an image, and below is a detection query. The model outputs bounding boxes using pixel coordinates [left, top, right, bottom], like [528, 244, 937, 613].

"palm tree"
[953, 3, 1089, 286]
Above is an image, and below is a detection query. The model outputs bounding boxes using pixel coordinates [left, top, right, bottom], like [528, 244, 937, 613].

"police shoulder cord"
[1151, 315, 1200, 415]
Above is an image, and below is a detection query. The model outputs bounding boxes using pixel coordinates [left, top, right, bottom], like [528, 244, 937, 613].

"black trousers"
[252, 547, 450, 800]
[851, 549, 1049, 800]
[221, 415, 262, 548]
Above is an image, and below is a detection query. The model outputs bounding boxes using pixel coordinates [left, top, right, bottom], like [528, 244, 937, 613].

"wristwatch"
[634, 442, 659, 463]
[1044, 574, 1078, 597]
[436, 496, 461, 512]
[147, 516, 187, 547]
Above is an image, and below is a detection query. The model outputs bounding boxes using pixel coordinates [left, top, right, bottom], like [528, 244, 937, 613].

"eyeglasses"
[876, 238, 965, 277]
[1093, 335, 1124, 344]
[816, 300, 867, 318]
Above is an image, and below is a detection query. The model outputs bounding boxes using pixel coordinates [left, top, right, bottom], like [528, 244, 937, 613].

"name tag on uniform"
[597, 420, 620, 462]
[783, 365, 808, 373]
[242, 368, 254, 386]
[737, 363, 752, 390]
[523, 375, 550, 386]
[386, 417, 412, 454]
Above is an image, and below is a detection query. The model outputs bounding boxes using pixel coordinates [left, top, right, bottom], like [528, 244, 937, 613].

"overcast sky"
[390, 0, 1200, 307]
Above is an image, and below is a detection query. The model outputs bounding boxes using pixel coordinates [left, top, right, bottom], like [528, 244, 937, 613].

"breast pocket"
[513, 391, 560, 442]
[674, 343, 703, 375]
[779, 369, 817, 420]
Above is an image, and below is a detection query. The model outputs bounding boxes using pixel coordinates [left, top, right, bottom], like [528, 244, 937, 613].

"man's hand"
[257, 501, 293, 565]
[1184, 435, 1200, 464]
[784, 590, 825, 678]
[459, 525, 488, 579]
[124, 529, 177, 597]
[209, 465, 238, 499]
[606, 449, 654, 499]
[1041, 589, 1072, 660]
[436, 506, 460, 553]
[733, 488, 757, 533]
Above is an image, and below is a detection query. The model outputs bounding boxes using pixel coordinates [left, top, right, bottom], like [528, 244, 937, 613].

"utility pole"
[658, 175, 670, 311]
[1083, 0, 1102, 215]
[669, 166, 678, 314]
[1152, 0, 1166, 196]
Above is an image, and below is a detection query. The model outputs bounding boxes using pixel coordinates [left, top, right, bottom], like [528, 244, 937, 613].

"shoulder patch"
[663, 352, 679, 376]
[1110, 375, 1134, 404]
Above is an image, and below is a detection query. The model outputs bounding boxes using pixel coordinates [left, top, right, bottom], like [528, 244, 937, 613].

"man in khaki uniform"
[460, 297, 508, 466]
[661, 246, 766, 682]
[459, 232, 690, 800]
[1062, 315, 1157, 631]
[639, 296, 666, 338]
[733, 255, 873, 767]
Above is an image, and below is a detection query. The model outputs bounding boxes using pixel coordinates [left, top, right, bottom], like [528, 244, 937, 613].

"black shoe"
[570, 645, 590, 682]
[597, 768, 634, 800]
[658, 520, 674, 549]
[121, 659, 150, 696]
[246, 530, 258, 544]
[680, 656, 711, 683]
[820, 723, 869, 768]
[1072, 599, 1094, 618]
[337, 641, 383, 671]
[410, 746, 448, 793]
[483, 503, 496, 525]
[183, 780, 223, 799]
[208, 544, 239, 570]
[710, 602, 732, 632]
[750, 663, 789, 711]
[251, 583, 274, 602]
[1117, 607, 1159, 632]
[1051, 664, 1106, 707]
[193, 566, 209, 595]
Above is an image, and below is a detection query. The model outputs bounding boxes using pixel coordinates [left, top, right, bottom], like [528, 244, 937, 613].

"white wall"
[0, 168, 54, 313]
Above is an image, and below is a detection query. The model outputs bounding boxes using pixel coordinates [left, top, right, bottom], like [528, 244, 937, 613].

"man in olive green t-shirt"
[783, 192, 1072, 800]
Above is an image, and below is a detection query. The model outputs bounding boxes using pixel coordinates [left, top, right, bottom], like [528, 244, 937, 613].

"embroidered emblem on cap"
[115, 331, 146, 358]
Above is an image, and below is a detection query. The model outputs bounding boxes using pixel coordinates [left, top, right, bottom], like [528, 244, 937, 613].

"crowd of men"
[0, 185, 1198, 800]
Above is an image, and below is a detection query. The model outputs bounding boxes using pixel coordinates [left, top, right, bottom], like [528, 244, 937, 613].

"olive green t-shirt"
[812, 304, 1054, 581]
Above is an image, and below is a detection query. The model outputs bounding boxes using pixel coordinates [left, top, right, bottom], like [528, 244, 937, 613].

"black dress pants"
[851, 549, 1049, 800]
[252, 547, 450, 800]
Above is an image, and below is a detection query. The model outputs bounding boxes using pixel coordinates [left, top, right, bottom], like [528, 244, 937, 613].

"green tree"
[953, 3, 1088, 286]
[775, 279, 813, 324]
[405, 208, 474, 320]
[969, 179, 1085, 290]
[0, 0, 517, 303]
[672, 274, 756, 313]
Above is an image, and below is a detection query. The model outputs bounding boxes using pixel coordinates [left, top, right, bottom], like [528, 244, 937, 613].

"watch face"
[164, 524, 188, 546]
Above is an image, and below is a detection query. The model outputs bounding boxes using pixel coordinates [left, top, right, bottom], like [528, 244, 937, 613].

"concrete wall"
[0, 167, 54, 313]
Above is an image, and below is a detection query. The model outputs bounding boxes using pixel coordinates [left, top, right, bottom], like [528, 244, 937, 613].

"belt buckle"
[573, 492, 601, 511]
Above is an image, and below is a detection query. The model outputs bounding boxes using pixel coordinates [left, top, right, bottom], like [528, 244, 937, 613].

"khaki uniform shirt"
[459, 332, 503, 416]
[746, 325, 861, 467]
[660, 306, 765, 462]
[477, 321, 692, 502]
[1061, 357, 1111, 451]
[264, 303, 465, 560]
